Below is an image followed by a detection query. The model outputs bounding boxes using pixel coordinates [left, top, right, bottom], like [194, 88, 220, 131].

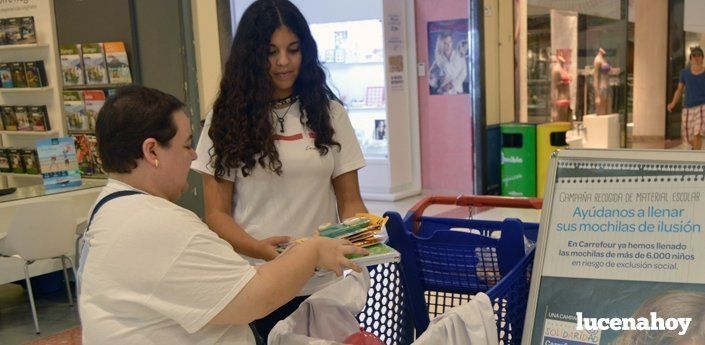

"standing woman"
[668, 46, 705, 150]
[191, 0, 367, 340]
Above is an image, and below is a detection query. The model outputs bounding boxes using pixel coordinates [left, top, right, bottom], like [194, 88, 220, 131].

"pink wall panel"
[415, 0, 473, 194]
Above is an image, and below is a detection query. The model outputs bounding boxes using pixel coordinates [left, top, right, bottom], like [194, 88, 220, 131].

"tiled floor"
[0, 283, 80, 344]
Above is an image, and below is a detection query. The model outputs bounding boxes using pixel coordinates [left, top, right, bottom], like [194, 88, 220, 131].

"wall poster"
[427, 18, 469, 95]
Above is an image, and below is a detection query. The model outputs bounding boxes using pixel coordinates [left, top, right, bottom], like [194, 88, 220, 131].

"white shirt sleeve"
[329, 101, 366, 179]
[144, 221, 256, 334]
[191, 111, 236, 182]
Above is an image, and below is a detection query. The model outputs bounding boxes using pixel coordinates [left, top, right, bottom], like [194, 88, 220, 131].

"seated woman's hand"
[307, 237, 369, 276]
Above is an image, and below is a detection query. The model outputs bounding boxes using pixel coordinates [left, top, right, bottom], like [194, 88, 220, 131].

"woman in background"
[668, 46, 705, 150]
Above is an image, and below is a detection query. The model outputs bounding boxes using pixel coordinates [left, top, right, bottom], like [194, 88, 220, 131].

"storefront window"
[518, 0, 628, 147]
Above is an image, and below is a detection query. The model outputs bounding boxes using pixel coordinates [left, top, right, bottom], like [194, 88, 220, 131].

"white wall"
[632, 0, 667, 137]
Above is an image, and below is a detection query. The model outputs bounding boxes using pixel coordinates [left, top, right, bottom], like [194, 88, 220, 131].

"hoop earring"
[155, 159, 160, 168]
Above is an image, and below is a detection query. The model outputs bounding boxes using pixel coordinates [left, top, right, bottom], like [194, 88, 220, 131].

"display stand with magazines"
[0, 2, 64, 189]
[59, 41, 133, 178]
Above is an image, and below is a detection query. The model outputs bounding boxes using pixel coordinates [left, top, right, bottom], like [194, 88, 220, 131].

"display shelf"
[0, 86, 53, 94]
[0, 172, 42, 179]
[0, 1, 65, 190]
[0, 129, 59, 136]
[0, 43, 50, 51]
[63, 83, 130, 90]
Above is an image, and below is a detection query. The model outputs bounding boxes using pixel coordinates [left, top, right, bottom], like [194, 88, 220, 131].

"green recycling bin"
[500, 123, 536, 197]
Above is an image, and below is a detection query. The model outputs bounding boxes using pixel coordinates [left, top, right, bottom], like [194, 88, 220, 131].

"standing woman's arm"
[332, 170, 367, 220]
[202, 174, 289, 261]
[328, 101, 368, 220]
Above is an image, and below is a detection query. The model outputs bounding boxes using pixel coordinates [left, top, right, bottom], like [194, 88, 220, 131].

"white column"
[191, 0, 223, 118]
[632, 0, 668, 137]
[482, 0, 515, 125]
[498, 0, 515, 123]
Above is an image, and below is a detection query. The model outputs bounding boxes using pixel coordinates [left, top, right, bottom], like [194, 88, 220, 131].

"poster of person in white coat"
[427, 19, 469, 95]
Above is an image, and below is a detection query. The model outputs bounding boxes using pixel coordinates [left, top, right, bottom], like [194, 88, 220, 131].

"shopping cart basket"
[356, 261, 414, 345]
[385, 195, 542, 344]
[487, 247, 535, 344]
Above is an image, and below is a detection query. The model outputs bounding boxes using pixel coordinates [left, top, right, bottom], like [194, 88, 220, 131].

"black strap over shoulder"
[86, 190, 145, 230]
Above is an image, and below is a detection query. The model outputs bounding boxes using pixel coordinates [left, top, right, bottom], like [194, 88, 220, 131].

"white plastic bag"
[268, 269, 371, 345]
[413, 293, 499, 345]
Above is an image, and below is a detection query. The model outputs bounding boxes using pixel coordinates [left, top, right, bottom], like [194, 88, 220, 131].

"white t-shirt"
[79, 179, 257, 344]
[192, 100, 365, 253]
[192, 100, 365, 295]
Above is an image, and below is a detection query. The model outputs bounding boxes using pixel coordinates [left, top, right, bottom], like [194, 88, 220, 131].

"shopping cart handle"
[407, 194, 543, 224]
[455, 195, 543, 209]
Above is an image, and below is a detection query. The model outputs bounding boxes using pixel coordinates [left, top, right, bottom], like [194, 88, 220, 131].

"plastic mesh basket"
[487, 248, 535, 344]
[357, 262, 414, 345]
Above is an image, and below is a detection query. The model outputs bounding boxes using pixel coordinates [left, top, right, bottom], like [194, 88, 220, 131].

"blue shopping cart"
[385, 195, 542, 344]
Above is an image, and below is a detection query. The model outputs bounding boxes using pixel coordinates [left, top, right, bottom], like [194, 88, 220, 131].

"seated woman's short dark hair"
[96, 85, 185, 173]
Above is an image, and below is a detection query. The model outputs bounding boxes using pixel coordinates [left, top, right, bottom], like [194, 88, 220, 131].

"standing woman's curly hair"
[209, 0, 340, 179]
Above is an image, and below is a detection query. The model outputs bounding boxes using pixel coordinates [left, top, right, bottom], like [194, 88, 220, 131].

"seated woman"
[78, 85, 367, 344]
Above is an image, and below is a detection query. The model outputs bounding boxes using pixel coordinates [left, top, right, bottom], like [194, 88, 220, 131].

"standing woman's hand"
[258, 236, 292, 261]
